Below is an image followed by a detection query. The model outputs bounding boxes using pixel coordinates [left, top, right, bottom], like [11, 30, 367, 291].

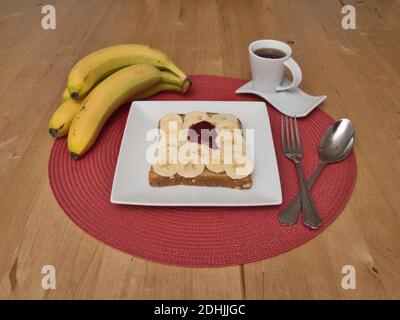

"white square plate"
[111, 101, 282, 206]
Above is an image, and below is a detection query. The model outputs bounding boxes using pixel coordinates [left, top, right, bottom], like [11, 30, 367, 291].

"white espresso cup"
[249, 39, 302, 92]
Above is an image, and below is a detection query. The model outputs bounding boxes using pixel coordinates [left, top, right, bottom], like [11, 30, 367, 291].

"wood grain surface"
[0, 0, 399, 299]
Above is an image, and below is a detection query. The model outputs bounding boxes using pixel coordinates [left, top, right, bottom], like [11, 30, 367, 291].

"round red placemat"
[49, 75, 357, 267]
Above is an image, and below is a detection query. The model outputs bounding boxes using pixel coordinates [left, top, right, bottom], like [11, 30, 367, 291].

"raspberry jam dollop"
[188, 121, 218, 149]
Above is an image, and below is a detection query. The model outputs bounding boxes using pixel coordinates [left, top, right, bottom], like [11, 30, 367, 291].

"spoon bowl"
[318, 119, 355, 163]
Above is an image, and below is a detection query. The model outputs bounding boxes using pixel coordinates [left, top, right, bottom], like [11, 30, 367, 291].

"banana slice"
[215, 119, 240, 132]
[215, 129, 244, 149]
[152, 146, 177, 177]
[159, 129, 179, 149]
[183, 111, 209, 124]
[155, 140, 178, 165]
[199, 143, 211, 164]
[206, 149, 225, 173]
[210, 113, 238, 125]
[152, 163, 177, 177]
[159, 113, 182, 134]
[176, 162, 205, 178]
[177, 128, 190, 146]
[177, 142, 204, 164]
[159, 113, 182, 128]
[182, 118, 199, 130]
[224, 156, 254, 180]
[176, 142, 207, 178]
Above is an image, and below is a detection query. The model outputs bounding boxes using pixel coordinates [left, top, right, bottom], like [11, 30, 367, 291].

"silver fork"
[280, 115, 322, 229]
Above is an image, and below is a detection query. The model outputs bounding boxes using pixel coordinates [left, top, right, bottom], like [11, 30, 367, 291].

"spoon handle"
[279, 161, 327, 226]
[294, 162, 322, 229]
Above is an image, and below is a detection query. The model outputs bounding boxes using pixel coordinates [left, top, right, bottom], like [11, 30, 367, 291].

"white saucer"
[236, 79, 327, 117]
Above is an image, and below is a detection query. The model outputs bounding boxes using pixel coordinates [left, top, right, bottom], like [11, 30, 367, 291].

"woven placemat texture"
[48, 75, 357, 267]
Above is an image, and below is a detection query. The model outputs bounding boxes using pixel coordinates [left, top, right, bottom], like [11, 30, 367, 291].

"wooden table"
[1, 0, 399, 300]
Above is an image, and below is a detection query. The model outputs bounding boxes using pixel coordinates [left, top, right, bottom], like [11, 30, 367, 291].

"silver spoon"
[279, 119, 355, 227]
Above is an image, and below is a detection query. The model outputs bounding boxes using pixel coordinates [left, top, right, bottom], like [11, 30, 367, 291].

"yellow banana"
[67, 44, 189, 100]
[160, 71, 191, 93]
[62, 88, 70, 101]
[52, 73, 185, 139]
[49, 99, 81, 138]
[63, 86, 91, 101]
[135, 83, 182, 100]
[68, 64, 162, 159]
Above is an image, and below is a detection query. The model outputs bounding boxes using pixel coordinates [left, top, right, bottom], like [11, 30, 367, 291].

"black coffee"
[253, 48, 286, 59]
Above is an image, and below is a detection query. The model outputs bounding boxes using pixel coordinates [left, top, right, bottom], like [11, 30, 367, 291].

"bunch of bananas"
[49, 44, 190, 159]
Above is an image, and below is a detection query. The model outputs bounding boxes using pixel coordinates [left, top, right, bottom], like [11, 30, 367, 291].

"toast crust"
[149, 166, 252, 189]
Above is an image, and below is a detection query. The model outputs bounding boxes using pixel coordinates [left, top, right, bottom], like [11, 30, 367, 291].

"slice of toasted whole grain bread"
[149, 112, 252, 189]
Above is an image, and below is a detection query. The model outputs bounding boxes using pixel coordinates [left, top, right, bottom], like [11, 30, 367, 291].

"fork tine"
[285, 115, 290, 150]
[294, 116, 302, 151]
[281, 116, 285, 150]
[290, 115, 295, 150]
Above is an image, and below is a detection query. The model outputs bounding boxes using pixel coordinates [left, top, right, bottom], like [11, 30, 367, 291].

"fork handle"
[294, 161, 322, 229]
[279, 161, 327, 226]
